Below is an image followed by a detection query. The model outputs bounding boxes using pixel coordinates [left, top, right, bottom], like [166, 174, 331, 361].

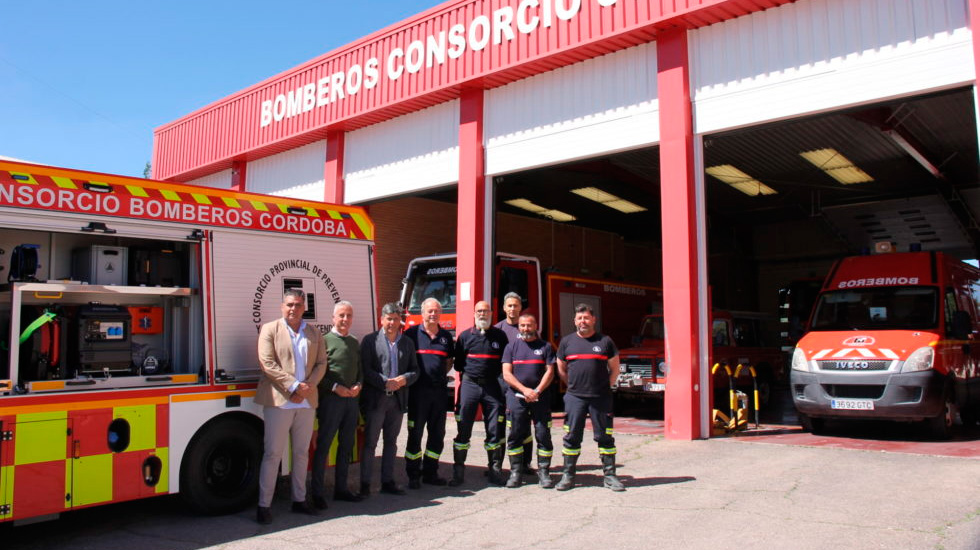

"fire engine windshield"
[406, 262, 456, 314]
[809, 286, 938, 331]
[639, 316, 665, 340]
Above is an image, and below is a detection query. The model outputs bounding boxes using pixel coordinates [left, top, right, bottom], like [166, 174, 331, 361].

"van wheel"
[925, 392, 954, 440]
[179, 417, 262, 514]
[799, 413, 824, 435]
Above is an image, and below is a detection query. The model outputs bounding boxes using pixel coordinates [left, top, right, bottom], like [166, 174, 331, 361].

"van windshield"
[809, 286, 938, 331]
[639, 316, 665, 340]
[406, 262, 456, 314]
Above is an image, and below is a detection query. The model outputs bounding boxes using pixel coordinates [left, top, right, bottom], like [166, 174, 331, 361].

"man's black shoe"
[408, 478, 422, 490]
[311, 495, 329, 510]
[359, 482, 371, 499]
[380, 482, 406, 495]
[291, 500, 319, 515]
[334, 490, 363, 502]
[422, 475, 448, 486]
[256, 506, 273, 525]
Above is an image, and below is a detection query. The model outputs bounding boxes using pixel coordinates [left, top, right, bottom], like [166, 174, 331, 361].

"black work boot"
[523, 442, 535, 477]
[601, 454, 626, 492]
[505, 453, 524, 488]
[406, 456, 422, 489]
[422, 456, 448, 486]
[487, 447, 506, 486]
[537, 456, 554, 489]
[448, 448, 467, 487]
[555, 453, 579, 491]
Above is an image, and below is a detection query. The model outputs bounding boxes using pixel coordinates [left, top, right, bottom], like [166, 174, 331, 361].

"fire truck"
[0, 160, 377, 523]
[399, 253, 662, 349]
[616, 310, 785, 408]
[790, 250, 980, 438]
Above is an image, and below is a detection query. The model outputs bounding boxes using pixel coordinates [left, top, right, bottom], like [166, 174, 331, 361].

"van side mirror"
[951, 310, 972, 340]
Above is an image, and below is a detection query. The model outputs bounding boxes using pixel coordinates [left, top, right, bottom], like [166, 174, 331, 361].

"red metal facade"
[153, 0, 794, 181]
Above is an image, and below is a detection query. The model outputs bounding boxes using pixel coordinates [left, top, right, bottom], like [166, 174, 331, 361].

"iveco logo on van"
[836, 361, 871, 369]
[843, 336, 875, 346]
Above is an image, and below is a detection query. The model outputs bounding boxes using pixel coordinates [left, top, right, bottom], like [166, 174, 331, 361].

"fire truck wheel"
[180, 416, 262, 515]
[925, 390, 954, 440]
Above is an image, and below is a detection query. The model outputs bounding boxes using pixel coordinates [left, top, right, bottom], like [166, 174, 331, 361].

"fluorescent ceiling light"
[704, 165, 778, 196]
[799, 148, 873, 184]
[505, 198, 576, 222]
[570, 187, 648, 213]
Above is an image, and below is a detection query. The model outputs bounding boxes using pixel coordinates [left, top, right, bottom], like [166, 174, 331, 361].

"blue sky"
[0, 0, 437, 178]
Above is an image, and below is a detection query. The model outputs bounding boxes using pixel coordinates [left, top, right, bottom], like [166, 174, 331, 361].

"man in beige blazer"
[255, 289, 327, 524]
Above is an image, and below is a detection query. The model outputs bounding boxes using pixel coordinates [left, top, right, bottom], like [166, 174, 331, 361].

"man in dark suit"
[359, 302, 419, 496]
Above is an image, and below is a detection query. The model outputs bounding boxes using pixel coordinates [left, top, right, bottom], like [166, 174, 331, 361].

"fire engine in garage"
[0, 160, 376, 523]
[616, 310, 785, 410]
[399, 252, 662, 348]
[790, 249, 980, 439]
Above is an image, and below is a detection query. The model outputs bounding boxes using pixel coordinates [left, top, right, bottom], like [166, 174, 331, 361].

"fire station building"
[153, 0, 980, 440]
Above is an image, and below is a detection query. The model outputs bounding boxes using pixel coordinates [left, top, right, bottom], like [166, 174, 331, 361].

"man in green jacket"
[312, 300, 364, 509]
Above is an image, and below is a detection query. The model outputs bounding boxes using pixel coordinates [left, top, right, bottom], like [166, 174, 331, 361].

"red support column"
[658, 28, 706, 440]
[971, 0, 980, 112]
[230, 161, 246, 192]
[456, 89, 487, 331]
[324, 130, 346, 204]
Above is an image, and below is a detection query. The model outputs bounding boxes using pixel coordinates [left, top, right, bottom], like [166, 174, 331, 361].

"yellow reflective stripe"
[14, 411, 67, 465]
[155, 447, 170, 494]
[523, 435, 533, 444]
[11, 172, 38, 185]
[405, 450, 423, 460]
[407, 420, 415, 428]
[328, 210, 344, 220]
[547, 421, 553, 428]
[5, 396, 167, 416]
[563, 425, 570, 433]
[222, 196, 241, 208]
[485, 442, 502, 451]
[562, 448, 581, 456]
[599, 447, 617, 455]
[605, 428, 614, 435]
[306, 207, 321, 218]
[350, 212, 374, 241]
[0, 465, 12, 519]
[160, 189, 181, 201]
[249, 200, 269, 211]
[453, 442, 470, 450]
[497, 415, 505, 423]
[72, 453, 113, 507]
[51, 176, 78, 189]
[126, 185, 149, 197]
[537, 449, 553, 457]
[507, 447, 524, 456]
[191, 193, 212, 205]
[424, 450, 441, 459]
[454, 414, 461, 422]
[114, 404, 156, 451]
[505, 420, 512, 428]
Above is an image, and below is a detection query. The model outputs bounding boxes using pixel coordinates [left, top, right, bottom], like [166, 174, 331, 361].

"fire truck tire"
[180, 416, 262, 515]
[925, 389, 954, 440]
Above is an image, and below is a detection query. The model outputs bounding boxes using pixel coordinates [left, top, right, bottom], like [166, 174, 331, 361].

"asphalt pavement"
[4, 417, 979, 550]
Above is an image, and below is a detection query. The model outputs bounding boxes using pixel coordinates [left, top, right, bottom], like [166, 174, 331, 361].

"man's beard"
[518, 330, 538, 341]
[475, 318, 491, 331]
[576, 325, 591, 335]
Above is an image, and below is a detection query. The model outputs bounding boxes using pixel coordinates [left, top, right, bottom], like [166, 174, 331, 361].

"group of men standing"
[254, 288, 625, 525]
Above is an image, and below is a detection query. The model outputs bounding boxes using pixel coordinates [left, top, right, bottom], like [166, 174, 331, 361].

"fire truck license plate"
[831, 398, 874, 411]
[645, 383, 666, 392]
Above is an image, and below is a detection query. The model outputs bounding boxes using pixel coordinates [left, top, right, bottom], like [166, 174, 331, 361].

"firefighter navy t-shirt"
[502, 338, 556, 389]
[557, 332, 617, 398]
[454, 327, 508, 380]
[404, 324, 454, 387]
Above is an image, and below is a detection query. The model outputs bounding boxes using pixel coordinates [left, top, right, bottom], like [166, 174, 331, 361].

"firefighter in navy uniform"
[494, 292, 535, 476]
[555, 303, 625, 492]
[501, 313, 556, 488]
[403, 297, 454, 488]
[450, 300, 510, 486]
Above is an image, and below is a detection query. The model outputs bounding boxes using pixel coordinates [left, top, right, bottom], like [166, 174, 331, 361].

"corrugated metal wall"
[485, 42, 659, 175]
[186, 168, 232, 189]
[345, 100, 459, 204]
[691, 0, 974, 134]
[246, 140, 326, 201]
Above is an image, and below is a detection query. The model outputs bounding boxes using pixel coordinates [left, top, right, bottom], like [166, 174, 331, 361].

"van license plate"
[645, 383, 666, 392]
[831, 398, 874, 410]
